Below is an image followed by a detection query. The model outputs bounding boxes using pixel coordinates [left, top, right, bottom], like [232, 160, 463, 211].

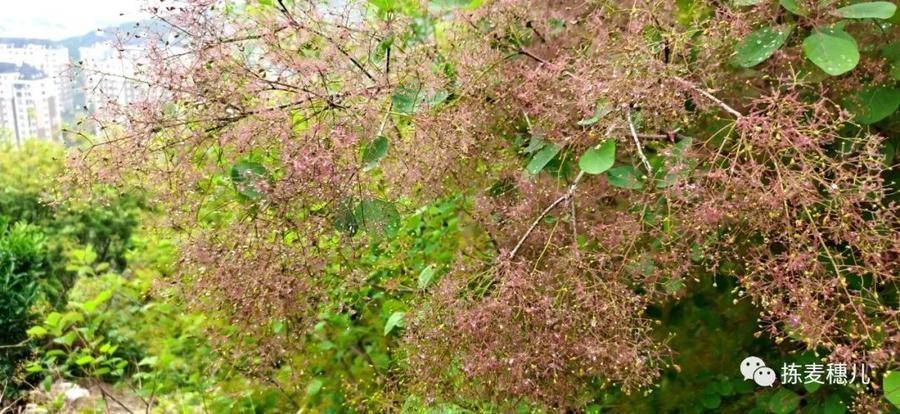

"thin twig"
[673, 76, 743, 118]
[97, 381, 135, 414]
[0, 339, 29, 350]
[509, 170, 585, 259]
[626, 108, 653, 175]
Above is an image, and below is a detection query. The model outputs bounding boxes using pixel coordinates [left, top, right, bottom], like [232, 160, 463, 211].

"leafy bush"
[0, 220, 49, 393]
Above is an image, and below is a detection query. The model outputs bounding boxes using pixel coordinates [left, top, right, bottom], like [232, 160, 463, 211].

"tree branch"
[673, 76, 743, 118]
[626, 108, 653, 175]
[509, 170, 585, 259]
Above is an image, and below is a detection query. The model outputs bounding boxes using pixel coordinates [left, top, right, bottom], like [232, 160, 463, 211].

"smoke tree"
[74, 0, 899, 410]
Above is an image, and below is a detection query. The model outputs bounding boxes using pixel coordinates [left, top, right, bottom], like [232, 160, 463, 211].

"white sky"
[0, 0, 147, 40]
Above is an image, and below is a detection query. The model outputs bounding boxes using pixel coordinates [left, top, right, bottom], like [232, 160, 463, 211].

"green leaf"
[803, 28, 860, 76]
[384, 311, 406, 335]
[54, 331, 77, 347]
[138, 356, 158, 367]
[577, 100, 613, 126]
[779, 0, 808, 16]
[354, 199, 401, 238]
[417, 265, 436, 290]
[26, 326, 48, 338]
[523, 135, 546, 154]
[885, 371, 900, 408]
[230, 161, 268, 199]
[392, 84, 424, 115]
[822, 394, 846, 414]
[75, 355, 94, 366]
[362, 135, 389, 171]
[733, 0, 761, 5]
[526, 144, 560, 175]
[306, 379, 324, 396]
[44, 312, 62, 329]
[607, 165, 644, 190]
[882, 41, 900, 62]
[768, 389, 800, 414]
[832, 1, 897, 19]
[428, 90, 450, 107]
[579, 140, 616, 174]
[843, 86, 900, 124]
[733, 25, 793, 68]
[663, 276, 685, 294]
[99, 343, 117, 355]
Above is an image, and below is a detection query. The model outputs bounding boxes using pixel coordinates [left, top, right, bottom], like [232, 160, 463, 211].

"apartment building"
[79, 42, 144, 116]
[0, 62, 63, 144]
[0, 39, 74, 115]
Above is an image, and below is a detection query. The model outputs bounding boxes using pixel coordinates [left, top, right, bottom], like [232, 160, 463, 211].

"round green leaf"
[885, 370, 900, 408]
[843, 86, 900, 124]
[733, 25, 793, 68]
[803, 28, 860, 76]
[362, 135, 389, 171]
[832, 1, 897, 19]
[579, 140, 616, 174]
[607, 165, 644, 190]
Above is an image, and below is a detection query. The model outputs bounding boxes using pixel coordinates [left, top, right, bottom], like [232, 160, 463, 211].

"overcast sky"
[0, 0, 147, 40]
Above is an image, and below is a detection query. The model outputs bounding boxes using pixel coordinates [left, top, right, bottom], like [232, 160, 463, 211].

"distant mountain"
[58, 21, 152, 58]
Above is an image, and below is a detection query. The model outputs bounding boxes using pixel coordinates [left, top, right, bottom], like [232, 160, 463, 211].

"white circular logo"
[740, 356, 777, 387]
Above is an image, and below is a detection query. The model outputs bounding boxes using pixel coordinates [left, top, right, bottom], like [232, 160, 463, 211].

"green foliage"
[0, 141, 140, 402]
[0, 221, 48, 389]
[26, 248, 132, 382]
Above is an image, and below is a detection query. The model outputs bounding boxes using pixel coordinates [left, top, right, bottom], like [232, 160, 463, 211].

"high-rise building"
[79, 42, 144, 117]
[0, 62, 63, 144]
[0, 39, 75, 116]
